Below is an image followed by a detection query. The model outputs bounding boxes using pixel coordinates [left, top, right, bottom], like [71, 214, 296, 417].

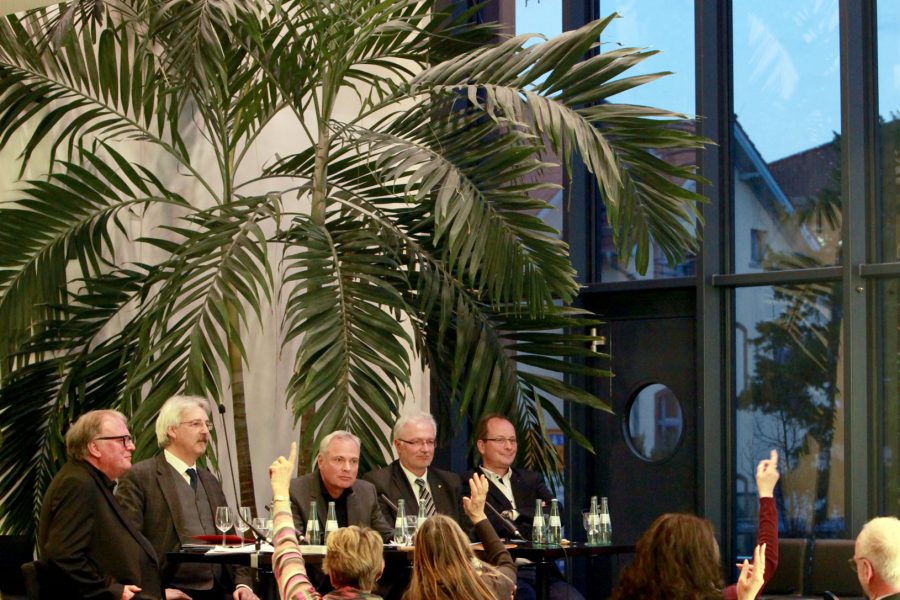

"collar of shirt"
[479, 465, 516, 510]
[399, 462, 430, 498]
[164, 449, 196, 486]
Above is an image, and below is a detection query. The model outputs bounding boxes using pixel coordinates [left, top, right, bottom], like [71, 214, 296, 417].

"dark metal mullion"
[859, 261, 900, 279]
[711, 266, 843, 288]
[840, 0, 878, 531]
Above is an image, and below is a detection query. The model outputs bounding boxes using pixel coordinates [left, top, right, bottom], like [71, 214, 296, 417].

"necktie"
[415, 478, 436, 517]
[186, 467, 198, 491]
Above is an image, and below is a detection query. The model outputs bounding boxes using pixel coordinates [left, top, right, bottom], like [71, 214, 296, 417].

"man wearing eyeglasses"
[38, 409, 162, 600]
[116, 395, 258, 600]
[362, 412, 463, 525]
[288, 430, 393, 542]
[468, 414, 584, 600]
[852, 516, 900, 600]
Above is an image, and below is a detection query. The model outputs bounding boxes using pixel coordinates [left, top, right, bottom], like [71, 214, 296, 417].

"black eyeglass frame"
[94, 434, 134, 447]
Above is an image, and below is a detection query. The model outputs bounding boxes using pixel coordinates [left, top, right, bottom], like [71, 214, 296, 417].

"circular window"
[624, 383, 684, 462]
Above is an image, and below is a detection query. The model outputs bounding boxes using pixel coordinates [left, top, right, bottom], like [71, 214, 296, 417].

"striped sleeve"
[272, 505, 321, 600]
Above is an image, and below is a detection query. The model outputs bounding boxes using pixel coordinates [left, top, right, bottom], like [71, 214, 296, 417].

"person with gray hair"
[288, 430, 392, 544]
[116, 395, 259, 600]
[853, 516, 900, 600]
[38, 409, 162, 599]
[362, 411, 463, 525]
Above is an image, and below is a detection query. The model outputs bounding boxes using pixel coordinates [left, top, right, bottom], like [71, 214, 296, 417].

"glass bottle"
[547, 498, 562, 545]
[324, 501, 338, 542]
[599, 496, 612, 545]
[394, 499, 409, 545]
[416, 499, 427, 529]
[586, 496, 601, 546]
[305, 500, 321, 545]
[531, 499, 546, 545]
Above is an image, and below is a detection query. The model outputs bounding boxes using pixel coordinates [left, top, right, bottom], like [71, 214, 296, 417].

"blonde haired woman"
[403, 473, 516, 600]
[269, 443, 384, 599]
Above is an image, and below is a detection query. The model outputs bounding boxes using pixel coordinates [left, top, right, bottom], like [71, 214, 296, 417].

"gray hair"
[319, 430, 360, 457]
[392, 412, 437, 441]
[858, 516, 900, 587]
[66, 410, 127, 460]
[156, 395, 211, 448]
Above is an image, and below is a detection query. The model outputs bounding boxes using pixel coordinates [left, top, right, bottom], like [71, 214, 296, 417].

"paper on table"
[206, 542, 275, 554]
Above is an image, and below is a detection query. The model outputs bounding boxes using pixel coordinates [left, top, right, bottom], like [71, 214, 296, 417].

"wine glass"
[235, 506, 252, 547]
[251, 517, 269, 544]
[215, 506, 233, 547]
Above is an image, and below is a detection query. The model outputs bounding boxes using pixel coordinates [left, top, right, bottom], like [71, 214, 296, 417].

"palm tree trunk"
[227, 302, 256, 512]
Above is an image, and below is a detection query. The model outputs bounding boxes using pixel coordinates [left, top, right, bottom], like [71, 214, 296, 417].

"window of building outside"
[596, 0, 696, 282]
[731, 0, 846, 556]
[876, 0, 900, 515]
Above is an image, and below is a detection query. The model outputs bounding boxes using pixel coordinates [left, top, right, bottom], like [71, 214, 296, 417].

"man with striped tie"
[362, 412, 464, 527]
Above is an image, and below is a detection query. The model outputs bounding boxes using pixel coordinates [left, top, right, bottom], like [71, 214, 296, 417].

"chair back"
[807, 539, 862, 597]
[764, 537, 808, 595]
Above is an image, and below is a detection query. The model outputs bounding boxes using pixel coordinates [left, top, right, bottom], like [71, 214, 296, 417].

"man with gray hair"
[853, 516, 900, 600]
[288, 430, 392, 542]
[38, 409, 162, 599]
[362, 412, 463, 525]
[116, 395, 258, 600]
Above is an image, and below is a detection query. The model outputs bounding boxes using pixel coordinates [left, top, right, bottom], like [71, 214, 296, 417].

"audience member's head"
[392, 412, 437, 476]
[611, 512, 724, 600]
[474, 414, 518, 475]
[156, 395, 211, 462]
[404, 514, 510, 600]
[316, 430, 361, 497]
[321, 525, 384, 591]
[854, 516, 900, 599]
[66, 409, 135, 480]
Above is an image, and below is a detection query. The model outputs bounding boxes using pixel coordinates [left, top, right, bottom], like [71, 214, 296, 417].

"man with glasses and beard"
[467, 414, 584, 600]
[38, 409, 162, 600]
[362, 412, 463, 525]
[116, 395, 258, 600]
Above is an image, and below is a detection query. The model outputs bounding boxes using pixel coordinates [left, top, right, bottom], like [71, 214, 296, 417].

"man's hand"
[756, 449, 780, 498]
[165, 588, 191, 600]
[463, 473, 489, 524]
[121, 584, 142, 600]
[233, 585, 260, 600]
[736, 543, 766, 600]
[269, 442, 297, 499]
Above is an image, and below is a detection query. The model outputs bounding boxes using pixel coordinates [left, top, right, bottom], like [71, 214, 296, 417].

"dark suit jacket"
[465, 465, 555, 540]
[115, 454, 252, 591]
[361, 460, 463, 524]
[38, 460, 162, 600]
[288, 472, 393, 542]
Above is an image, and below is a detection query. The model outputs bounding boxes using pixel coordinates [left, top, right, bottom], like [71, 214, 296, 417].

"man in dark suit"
[853, 516, 900, 600]
[288, 430, 393, 542]
[116, 396, 258, 600]
[38, 409, 162, 600]
[468, 414, 584, 600]
[362, 412, 463, 526]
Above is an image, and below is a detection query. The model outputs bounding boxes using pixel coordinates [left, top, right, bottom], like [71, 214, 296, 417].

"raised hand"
[736, 543, 766, 600]
[463, 473, 490, 524]
[269, 442, 297, 499]
[756, 449, 780, 498]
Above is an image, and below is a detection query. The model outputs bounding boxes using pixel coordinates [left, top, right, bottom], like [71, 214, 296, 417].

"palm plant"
[0, 0, 706, 535]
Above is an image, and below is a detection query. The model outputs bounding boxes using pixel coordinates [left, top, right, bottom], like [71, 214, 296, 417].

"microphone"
[216, 403, 267, 547]
[485, 501, 524, 540]
[380, 493, 400, 514]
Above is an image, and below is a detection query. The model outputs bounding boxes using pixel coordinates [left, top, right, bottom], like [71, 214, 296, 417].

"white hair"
[392, 412, 437, 441]
[318, 430, 360, 457]
[858, 516, 900, 587]
[156, 395, 210, 448]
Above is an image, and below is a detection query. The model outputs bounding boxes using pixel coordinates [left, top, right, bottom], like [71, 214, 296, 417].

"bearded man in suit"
[38, 409, 162, 600]
[362, 412, 463, 526]
[116, 395, 258, 600]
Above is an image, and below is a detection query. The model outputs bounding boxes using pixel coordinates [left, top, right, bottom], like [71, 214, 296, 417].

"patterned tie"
[186, 467, 198, 491]
[415, 478, 436, 517]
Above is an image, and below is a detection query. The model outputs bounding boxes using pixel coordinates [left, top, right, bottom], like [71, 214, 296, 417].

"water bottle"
[586, 496, 601, 545]
[531, 499, 546, 545]
[416, 499, 427, 529]
[599, 496, 612, 545]
[394, 499, 409, 545]
[306, 500, 321, 544]
[324, 501, 338, 542]
[547, 498, 562, 545]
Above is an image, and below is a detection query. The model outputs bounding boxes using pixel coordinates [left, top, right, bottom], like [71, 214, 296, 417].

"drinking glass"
[251, 517, 269, 543]
[235, 506, 252, 547]
[405, 515, 419, 544]
[215, 506, 233, 547]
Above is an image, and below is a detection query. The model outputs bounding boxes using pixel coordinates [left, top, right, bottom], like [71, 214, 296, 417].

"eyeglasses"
[848, 556, 867, 573]
[95, 435, 134, 447]
[482, 437, 518, 446]
[396, 438, 436, 448]
[180, 419, 213, 429]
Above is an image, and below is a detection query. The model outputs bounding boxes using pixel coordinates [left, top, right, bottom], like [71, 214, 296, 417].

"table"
[169, 542, 635, 600]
